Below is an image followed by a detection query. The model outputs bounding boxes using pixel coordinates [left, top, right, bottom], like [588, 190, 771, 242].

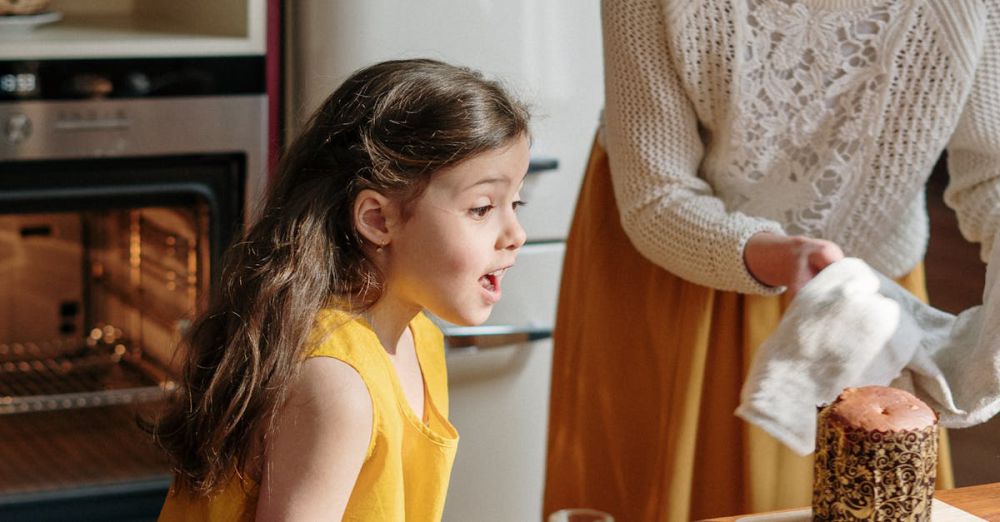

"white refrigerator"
[287, 2, 604, 519]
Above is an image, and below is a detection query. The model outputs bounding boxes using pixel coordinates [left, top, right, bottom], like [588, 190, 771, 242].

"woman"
[543, 0, 999, 519]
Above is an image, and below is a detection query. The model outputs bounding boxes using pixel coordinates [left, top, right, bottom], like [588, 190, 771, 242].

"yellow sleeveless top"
[157, 310, 459, 521]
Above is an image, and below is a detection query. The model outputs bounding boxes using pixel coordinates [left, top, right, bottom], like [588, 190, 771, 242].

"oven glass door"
[0, 154, 243, 517]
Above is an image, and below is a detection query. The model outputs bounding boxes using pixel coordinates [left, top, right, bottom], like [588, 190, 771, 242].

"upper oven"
[0, 56, 267, 521]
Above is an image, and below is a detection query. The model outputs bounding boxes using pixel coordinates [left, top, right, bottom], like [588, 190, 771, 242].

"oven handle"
[443, 324, 552, 351]
[1, 183, 217, 208]
[54, 118, 131, 131]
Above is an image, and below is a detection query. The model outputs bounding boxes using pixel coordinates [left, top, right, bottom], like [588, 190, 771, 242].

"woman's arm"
[602, 0, 787, 294]
[945, 2, 1000, 259]
[255, 357, 373, 521]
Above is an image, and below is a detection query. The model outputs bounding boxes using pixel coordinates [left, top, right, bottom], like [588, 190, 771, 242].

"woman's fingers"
[807, 240, 845, 274]
[745, 232, 845, 295]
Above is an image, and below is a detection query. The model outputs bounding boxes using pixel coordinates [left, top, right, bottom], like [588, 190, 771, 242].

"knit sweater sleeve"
[945, 1, 1000, 262]
[601, 0, 785, 294]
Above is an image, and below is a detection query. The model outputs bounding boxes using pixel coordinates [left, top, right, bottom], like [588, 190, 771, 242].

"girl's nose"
[500, 213, 527, 251]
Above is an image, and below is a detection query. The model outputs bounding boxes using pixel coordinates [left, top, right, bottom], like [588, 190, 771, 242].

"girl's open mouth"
[479, 266, 510, 300]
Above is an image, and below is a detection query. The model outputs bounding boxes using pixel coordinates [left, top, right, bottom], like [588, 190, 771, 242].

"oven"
[0, 56, 267, 521]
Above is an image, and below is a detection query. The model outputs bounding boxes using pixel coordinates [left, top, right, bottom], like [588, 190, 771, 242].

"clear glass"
[547, 508, 615, 522]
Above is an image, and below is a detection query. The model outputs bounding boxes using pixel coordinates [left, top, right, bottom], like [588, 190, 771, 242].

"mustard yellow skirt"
[543, 140, 953, 521]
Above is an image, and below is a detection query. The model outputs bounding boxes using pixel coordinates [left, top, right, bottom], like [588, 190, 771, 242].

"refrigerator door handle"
[527, 157, 559, 174]
[443, 324, 553, 351]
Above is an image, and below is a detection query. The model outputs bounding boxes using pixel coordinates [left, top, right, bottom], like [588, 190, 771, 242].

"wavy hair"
[150, 59, 530, 493]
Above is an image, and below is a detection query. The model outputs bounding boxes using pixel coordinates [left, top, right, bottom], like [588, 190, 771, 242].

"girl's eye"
[512, 200, 526, 212]
[470, 205, 494, 218]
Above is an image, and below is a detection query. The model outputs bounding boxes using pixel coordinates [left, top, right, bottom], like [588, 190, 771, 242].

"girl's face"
[384, 135, 530, 326]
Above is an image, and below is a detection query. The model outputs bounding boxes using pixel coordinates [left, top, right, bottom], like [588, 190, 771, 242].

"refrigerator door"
[288, 2, 603, 520]
[288, 0, 604, 241]
[441, 242, 564, 522]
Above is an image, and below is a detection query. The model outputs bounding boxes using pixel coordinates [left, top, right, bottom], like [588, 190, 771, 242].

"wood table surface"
[701, 482, 1000, 521]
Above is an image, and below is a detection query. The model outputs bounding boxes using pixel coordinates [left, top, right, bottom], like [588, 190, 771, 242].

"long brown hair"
[151, 59, 530, 493]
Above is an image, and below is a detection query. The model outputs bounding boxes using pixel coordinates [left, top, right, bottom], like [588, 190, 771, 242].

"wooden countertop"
[701, 482, 1000, 521]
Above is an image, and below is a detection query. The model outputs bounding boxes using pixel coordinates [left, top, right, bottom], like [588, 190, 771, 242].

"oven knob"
[4, 113, 31, 144]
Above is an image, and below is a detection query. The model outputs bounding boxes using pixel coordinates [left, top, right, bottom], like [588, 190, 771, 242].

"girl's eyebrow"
[461, 170, 528, 192]
[463, 177, 510, 190]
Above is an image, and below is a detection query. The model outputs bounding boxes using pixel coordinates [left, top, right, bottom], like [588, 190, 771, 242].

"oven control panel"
[0, 56, 266, 163]
[4, 109, 134, 147]
[0, 56, 263, 102]
[54, 109, 131, 132]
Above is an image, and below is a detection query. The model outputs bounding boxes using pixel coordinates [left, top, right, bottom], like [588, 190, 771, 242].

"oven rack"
[0, 404, 171, 499]
[0, 337, 174, 416]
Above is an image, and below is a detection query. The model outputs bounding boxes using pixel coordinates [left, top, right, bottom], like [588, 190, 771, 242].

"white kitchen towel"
[736, 245, 1000, 456]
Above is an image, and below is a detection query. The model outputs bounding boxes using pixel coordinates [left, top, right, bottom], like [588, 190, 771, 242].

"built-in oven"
[0, 56, 267, 521]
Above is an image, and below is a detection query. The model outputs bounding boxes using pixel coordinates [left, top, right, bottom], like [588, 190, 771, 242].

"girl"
[153, 58, 530, 521]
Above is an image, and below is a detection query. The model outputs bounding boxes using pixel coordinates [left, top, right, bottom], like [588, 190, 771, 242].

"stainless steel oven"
[0, 56, 267, 521]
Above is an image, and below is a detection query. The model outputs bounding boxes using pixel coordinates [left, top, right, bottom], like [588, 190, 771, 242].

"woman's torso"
[661, 0, 989, 275]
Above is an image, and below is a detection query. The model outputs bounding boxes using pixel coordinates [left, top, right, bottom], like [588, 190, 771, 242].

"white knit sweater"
[602, 0, 1000, 294]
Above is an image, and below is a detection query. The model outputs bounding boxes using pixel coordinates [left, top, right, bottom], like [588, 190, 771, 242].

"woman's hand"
[744, 232, 845, 297]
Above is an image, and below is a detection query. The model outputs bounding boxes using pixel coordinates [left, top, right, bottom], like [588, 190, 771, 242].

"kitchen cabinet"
[2, 0, 265, 59]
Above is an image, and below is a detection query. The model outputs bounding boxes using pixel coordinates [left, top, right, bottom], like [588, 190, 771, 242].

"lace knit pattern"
[602, 0, 998, 294]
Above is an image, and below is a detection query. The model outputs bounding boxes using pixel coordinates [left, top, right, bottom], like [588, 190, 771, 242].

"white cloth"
[736, 247, 1000, 456]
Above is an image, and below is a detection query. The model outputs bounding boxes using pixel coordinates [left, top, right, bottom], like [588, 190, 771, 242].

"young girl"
[153, 58, 530, 521]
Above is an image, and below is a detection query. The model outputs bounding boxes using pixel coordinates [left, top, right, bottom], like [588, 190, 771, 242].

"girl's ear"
[353, 189, 395, 248]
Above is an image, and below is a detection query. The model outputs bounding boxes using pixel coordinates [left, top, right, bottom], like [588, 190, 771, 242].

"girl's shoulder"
[306, 308, 376, 361]
[305, 309, 443, 361]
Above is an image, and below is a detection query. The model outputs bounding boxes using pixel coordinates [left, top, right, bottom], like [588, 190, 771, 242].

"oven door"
[0, 154, 243, 520]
